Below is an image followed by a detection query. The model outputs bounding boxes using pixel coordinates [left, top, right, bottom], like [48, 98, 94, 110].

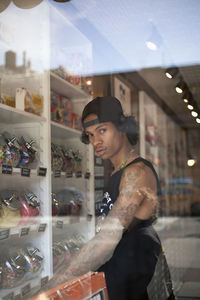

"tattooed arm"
[109, 162, 158, 229]
[39, 163, 157, 292]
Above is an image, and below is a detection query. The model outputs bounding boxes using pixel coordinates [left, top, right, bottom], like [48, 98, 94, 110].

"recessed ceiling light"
[191, 111, 198, 117]
[187, 104, 194, 110]
[187, 159, 196, 167]
[196, 118, 200, 124]
[165, 67, 178, 79]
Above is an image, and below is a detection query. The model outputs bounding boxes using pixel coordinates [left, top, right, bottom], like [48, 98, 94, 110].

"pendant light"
[165, 67, 178, 79]
[0, 0, 11, 13]
[175, 79, 187, 94]
[13, 0, 43, 9]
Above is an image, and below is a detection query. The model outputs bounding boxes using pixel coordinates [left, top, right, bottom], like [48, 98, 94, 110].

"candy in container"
[19, 246, 43, 280]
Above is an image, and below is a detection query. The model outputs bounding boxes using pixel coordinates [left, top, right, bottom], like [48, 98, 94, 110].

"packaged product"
[17, 136, 38, 168]
[51, 143, 64, 171]
[0, 191, 21, 228]
[51, 90, 62, 122]
[1, 132, 21, 167]
[0, 255, 25, 288]
[0, 94, 16, 108]
[19, 191, 40, 225]
[16, 88, 43, 116]
[19, 246, 43, 280]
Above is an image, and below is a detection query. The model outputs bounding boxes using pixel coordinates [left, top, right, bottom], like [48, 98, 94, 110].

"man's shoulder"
[122, 160, 156, 184]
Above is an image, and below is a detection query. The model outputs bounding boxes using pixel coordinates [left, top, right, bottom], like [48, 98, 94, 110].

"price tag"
[38, 223, 47, 232]
[54, 170, 61, 178]
[2, 164, 12, 175]
[38, 167, 47, 177]
[85, 172, 91, 179]
[41, 276, 49, 288]
[2, 292, 14, 300]
[21, 167, 30, 177]
[56, 220, 63, 229]
[66, 170, 73, 178]
[21, 284, 31, 297]
[0, 229, 10, 240]
[76, 171, 82, 178]
[20, 227, 30, 237]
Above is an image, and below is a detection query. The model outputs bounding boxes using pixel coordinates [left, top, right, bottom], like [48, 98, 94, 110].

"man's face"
[84, 114, 123, 160]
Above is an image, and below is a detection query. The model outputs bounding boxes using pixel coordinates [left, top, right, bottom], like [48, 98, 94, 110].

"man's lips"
[95, 148, 106, 156]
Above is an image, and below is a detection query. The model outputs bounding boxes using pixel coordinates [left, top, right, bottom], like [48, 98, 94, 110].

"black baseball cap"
[82, 96, 124, 129]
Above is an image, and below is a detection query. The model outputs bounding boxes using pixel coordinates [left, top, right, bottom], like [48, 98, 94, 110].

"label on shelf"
[2, 164, 12, 175]
[76, 171, 82, 178]
[56, 220, 63, 228]
[54, 170, 61, 178]
[66, 170, 73, 178]
[38, 223, 47, 232]
[21, 284, 31, 297]
[0, 229, 10, 240]
[85, 172, 91, 179]
[2, 292, 14, 300]
[41, 276, 49, 288]
[20, 227, 30, 237]
[21, 167, 31, 177]
[38, 167, 47, 177]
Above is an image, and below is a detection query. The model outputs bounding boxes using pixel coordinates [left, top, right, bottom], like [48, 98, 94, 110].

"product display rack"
[0, 4, 95, 299]
[0, 70, 94, 300]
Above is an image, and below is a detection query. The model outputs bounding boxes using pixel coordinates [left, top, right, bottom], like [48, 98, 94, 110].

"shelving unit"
[0, 4, 94, 299]
[0, 71, 95, 299]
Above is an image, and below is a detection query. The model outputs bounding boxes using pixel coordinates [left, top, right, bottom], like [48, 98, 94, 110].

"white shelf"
[50, 72, 90, 100]
[51, 121, 81, 139]
[0, 167, 37, 176]
[0, 219, 48, 238]
[53, 216, 89, 228]
[0, 103, 46, 124]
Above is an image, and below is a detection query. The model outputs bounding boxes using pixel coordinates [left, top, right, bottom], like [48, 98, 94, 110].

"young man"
[41, 96, 162, 300]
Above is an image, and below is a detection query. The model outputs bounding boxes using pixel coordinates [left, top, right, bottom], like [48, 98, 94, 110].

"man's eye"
[86, 132, 92, 137]
[100, 128, 106, 134]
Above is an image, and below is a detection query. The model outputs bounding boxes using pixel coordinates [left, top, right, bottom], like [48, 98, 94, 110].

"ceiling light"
[165, 67, 178, 79]
[191, 111, 198, 117]
[145, 22, 163, 51]
[86, 79, 92, 86]
[145, 41, 158, 51]
[13, 0, 43, 9]
[53, 0, 71, 2]
[187, 159, 196, 167]
[196, 118, 200, 124]
[0, 0, 11, 13]
[187, 104, 194, 110]
[175, 80, 187, 94]
[182, 90, 192, 103]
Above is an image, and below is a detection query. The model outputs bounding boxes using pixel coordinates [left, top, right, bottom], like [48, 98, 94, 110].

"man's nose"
[92, 134, 102, 147]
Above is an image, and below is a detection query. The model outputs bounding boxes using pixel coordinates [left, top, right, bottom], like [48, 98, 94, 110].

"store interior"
[0, 0, 200, 299]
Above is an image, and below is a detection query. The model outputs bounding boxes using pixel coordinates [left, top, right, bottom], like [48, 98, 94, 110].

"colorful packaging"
[0, 94, 16, 108]
[16, 88, 43, 116]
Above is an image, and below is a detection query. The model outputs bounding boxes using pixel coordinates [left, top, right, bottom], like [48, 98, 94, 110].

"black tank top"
[97, 157, 162, 300]
[99, 156, 161, 219]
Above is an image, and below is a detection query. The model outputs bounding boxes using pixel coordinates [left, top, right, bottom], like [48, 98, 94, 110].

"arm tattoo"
[44, 218, 123, 288]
